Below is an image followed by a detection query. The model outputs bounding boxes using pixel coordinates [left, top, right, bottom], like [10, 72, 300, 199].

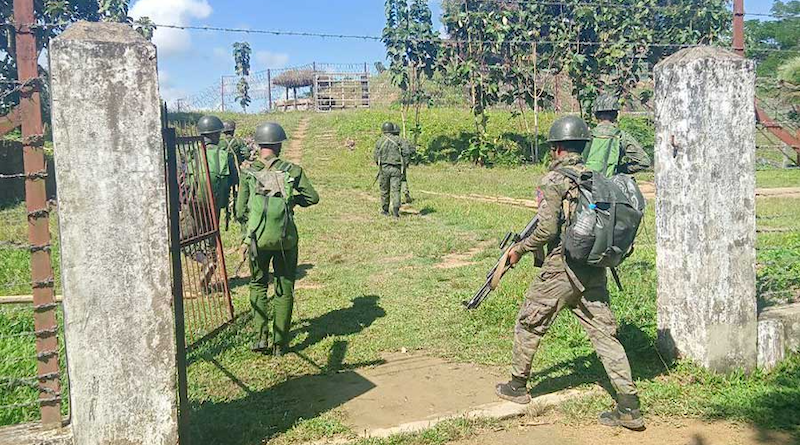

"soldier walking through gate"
[236, 122, 319, 355]
[495, 116, 645, 431]
[584, 93, 651, 176]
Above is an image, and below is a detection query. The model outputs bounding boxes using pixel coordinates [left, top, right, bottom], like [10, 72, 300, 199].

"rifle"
[463, 215, 540, 310]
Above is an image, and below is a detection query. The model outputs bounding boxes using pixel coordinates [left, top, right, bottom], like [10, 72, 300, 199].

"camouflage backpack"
[557, 168, 645, 268]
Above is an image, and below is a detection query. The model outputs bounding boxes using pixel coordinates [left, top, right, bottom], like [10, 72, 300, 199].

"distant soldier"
[584, 93, 651, 176]
[223, 120, 250, 165]
[391, 123, 416, 204]
[197, 115, 238, 226]
[495, 116, 645, 431]
[235, 122, 319, 355]
[374, 122, 403, 217]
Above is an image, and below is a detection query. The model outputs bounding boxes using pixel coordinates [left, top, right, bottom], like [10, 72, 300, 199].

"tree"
[746, 0, 800, 77]
[232, 41, 252, 112]
[382, 0, 438, 144]
[134, 16, 156, 41]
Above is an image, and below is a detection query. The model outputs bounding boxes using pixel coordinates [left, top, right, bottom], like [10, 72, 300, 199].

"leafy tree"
[134, 16, 156, 41]
[746, 0, 800, 77]
[382, 0, 438, 144]
[233, 41, 252, 112]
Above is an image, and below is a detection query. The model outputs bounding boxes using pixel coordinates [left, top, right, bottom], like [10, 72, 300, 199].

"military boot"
[403, 193, 413, 204]
[599, 394, 645, 431]
[495, 376, 530, 404]
[251, 334, 270, 354]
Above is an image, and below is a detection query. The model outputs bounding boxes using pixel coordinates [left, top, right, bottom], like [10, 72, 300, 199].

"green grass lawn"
[1, 109, 800, 444]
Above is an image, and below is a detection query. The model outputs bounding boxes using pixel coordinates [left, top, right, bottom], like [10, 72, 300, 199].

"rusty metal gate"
[163, 124, 234, 346]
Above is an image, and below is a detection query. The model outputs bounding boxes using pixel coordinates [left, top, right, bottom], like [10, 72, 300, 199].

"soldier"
[585, 93, 651, 176]
[235, 122, 319, 355]
[197, 115, 238, 225]
[495, 116, 645, 431]
[374, 122, 403, 217]
[391, 124, 416, 204]
[223, 120, 250, 165]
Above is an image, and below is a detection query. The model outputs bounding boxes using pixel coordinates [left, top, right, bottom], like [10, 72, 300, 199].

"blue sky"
[128, 0, 779, 104]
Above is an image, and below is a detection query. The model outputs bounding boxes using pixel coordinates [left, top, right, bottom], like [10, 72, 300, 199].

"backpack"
[246, 159, 297, 251]
[584, 130, 621, 177]
[557, 167, 645, 268]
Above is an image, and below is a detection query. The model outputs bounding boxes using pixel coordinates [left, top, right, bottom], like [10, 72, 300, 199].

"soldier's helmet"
[197, 115, 224, 135]
[223, 120, 237, 133]
[381, 122, 395, 134]
[390, 123, 401, 135]
[592, 93, 621, 113]
[547, 115, 591, 143]
[254, 122, 288, 145]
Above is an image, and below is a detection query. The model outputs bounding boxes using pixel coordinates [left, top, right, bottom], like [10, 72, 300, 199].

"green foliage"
[757, 233, 800, 308]
[133, 16, 156, 41]
[232, 42, 252, 112]
[778, 56, 800, 85]
[746, 1, 800, 77]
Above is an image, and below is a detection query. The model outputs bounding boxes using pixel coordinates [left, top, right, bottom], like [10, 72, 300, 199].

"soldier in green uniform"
[197, 115, 239, 224]
[223, 120, 250, 165]
[374, 122, 403, 217]
[584, 93, 651, 176]
[235, 122, 319, 355]
[391, 124, 416, 204]
[495, 116, 645, 431]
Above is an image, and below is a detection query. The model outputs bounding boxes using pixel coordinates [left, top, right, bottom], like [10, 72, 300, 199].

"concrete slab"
[760, 302, 800, 353]
[0, 423, 71, 445]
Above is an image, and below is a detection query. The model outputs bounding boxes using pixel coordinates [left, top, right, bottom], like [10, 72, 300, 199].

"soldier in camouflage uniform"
[390, 124, 416, 204]
[197, 115, 239, 225]
[495, 116, 645, 431]
[374, 122, 403, 217]
[235, 122, 319, 355]
[223, 120, 250, 165]
[585, 93, 651, 175]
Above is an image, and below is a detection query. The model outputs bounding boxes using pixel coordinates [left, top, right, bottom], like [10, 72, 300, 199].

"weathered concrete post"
[50, 22, 178, 444]
[654, 47, 757, 372]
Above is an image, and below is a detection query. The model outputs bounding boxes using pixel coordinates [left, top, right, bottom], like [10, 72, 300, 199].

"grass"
[1, 108, 800, 444]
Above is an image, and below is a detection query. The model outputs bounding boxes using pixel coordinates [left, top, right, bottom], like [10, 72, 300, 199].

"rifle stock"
[463, 215, 540, 310]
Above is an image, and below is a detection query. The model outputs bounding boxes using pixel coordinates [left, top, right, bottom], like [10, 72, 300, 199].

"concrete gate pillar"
[50, 23, 178, 443]
[654, 47, 757, 372]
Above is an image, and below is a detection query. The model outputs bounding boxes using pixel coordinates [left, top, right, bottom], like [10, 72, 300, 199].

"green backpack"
[557, 168, 645, 268]
[584, 130, 621, 177]
[245, 159, 297, 251]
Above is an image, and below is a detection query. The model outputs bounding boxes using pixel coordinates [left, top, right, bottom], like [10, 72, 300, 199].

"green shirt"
[374, 135, 403, 166]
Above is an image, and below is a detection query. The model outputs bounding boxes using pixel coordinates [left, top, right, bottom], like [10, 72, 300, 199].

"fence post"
[13, 0, 63, 429]
[732, 0, 745, 56]
[654, 46, 757, 372]
[49, 22, 178, 444]
[267, 69, 273, 112]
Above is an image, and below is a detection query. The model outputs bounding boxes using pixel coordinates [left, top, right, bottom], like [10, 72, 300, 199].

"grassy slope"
[1, 109, 799, 443]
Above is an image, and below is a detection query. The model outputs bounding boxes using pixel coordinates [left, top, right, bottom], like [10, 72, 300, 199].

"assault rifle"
[463, 215, 540, 310]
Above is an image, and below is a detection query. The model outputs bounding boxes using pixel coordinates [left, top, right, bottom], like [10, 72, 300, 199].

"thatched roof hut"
[272, 69, 315, 89]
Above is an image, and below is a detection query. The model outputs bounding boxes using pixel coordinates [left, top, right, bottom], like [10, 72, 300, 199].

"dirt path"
[453, 418, 795, 445]
[285, 115, 310, 164]
[417, 183, 800, 210]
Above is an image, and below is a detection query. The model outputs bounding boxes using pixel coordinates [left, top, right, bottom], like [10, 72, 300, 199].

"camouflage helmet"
[223, 120, 236, 133]
[390, 123, 401, 135]
[381, 121, 395, 134]
[254, 122, 288, 145]
[592, 93, 621, 113]
[197, 115, 224, 135]
[547, 115, 591, 143]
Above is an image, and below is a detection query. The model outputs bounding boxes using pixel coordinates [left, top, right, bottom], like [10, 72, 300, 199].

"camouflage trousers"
[511, 268, 638, 397]
[379, 164, 402, 217]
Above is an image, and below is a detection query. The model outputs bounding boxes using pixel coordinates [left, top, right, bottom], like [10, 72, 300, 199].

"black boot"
[495, 375, 530, 404]
[381, 209, 390, 216]
[599, 394, 645, 431]
[251, 334, 270, 354]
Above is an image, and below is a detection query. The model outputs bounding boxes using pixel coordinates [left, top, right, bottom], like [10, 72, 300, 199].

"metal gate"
[163, 126, 234, 346]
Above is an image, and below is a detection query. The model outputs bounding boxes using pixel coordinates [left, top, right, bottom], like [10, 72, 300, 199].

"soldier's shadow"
[528, 322, 670, 399]
[291, 295, 387, 353]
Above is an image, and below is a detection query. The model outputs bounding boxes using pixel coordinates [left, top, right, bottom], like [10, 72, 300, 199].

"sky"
[128, 0, 781, 105]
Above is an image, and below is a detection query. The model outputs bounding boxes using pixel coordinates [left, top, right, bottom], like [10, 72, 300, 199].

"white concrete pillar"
[50, 22, 178, 444]
[654, 47, 757, 372]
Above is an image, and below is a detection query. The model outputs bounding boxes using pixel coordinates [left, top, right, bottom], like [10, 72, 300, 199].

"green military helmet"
[547, 115, 591, 143]
[381, 121, 395, 134]
[592, 93, 621, 113]
[254, 122, 288, 145]
[223, 120, 236, 133]
[390, 123, 401, 135]
[197, 115, 224, 135]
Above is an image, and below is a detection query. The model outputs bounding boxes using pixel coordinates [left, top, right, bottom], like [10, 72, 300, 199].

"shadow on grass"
[186, 296, 388, 444]
[528, 322, 669, 399]
[227, 262, 315, 291]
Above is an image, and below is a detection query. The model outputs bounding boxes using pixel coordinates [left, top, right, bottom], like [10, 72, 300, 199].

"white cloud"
[254, 51, 289, 70]
[158, 70, 186, 102]
[130, 0, 212, 57]
[213, 46, 228, 60]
